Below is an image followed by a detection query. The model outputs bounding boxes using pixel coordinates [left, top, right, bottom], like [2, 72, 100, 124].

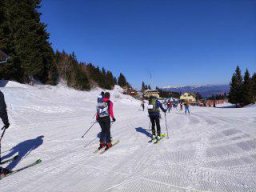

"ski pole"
[164, 113, 169, 139]
[91, 112, 97, 120]
[81, 121, 97, 138]
[0, 126, 7, 163]
[0, 126, 6, 142]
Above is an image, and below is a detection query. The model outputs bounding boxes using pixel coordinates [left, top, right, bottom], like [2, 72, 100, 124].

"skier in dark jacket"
[0, 90, 10, 176]
[96, 92, 116, 150]
[148, 95, 166, 141]
[0, 90, 9, 129]
[141, 100, 145, 111]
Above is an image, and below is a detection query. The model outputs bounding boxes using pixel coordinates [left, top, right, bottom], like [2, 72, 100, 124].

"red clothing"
[167, 102, 172, 107]
[96, 98, 115, 120]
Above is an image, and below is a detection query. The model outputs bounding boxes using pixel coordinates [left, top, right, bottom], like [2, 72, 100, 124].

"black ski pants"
[150, 116, 161, 136]
[0, 111, 9, 126]
[98, 116, 111, 143]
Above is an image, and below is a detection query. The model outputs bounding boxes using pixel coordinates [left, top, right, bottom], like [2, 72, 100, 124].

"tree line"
[229, 66, 256, 107]
[0, 0, 130, 90]
[141, 81, 151, 91]
[207, 93, 227, 100]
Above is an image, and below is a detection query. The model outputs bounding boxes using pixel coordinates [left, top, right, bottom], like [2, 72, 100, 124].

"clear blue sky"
[40, 0, 256, 89]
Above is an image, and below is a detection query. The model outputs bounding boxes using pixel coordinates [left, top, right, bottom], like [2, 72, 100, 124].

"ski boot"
[149, 135, 157, 142]
[98, 142, 105, 150]
[0, 167, 12, 178]
[105, 142, 112, 150]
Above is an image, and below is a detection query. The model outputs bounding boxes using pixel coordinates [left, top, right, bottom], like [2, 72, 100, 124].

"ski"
[100, 140, 120, 154]
[0, 159, 42, 180]
[149, 134, 166, 144]
[153, 134, 167, 144]
[0, 155, 19, 165]
[148, 138, 156, 143]
[153, 137, 164, 144]
[93, 147, 105, 154]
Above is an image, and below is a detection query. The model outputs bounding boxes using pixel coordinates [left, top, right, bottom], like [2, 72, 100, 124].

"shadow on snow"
[135, 127, 152, 138]
[1, 135, 44, 170]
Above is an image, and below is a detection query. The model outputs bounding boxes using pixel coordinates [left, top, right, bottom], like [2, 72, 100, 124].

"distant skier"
[96, 92, 116, 150]
[184, 100, 190, 114]
[180, 101, 183, 111]
[167, 99, 172, 112]
[0, 90, 10, 176]
[141, 100, 145, 111]
[148, 95, 167, 141]
[173, 101, 178, 110]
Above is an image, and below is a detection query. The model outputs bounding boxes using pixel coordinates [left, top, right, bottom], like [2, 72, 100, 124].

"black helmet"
[104, 92, 110, 98]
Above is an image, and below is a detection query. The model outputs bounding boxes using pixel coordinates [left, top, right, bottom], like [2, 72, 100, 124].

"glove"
[112, 118, 116, 122]
[4, 122, 10, 129]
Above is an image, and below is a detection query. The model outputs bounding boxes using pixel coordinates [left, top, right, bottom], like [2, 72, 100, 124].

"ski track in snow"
[0, 82, 256, 192]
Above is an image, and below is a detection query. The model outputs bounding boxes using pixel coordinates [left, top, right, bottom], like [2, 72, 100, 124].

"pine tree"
[252, 73, 256, 102]
[55, 51, 90, 90]
[228, 66, 243, 107]
[113, 77, 117, 85]
[73, 64, 90, 90]
[118, 73, 128, 87]
[241, 69, 253, 105]
[105, 70, 115, 89]
[0, 0, 58, 84]
[0, 0, 7, 49]
[0, 0, 23, 81]
[141, 81, 147, 92]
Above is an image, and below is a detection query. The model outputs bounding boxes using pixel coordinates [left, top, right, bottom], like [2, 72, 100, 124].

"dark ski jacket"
[0, 90, 9, 126]
[148, 100, 166, 118]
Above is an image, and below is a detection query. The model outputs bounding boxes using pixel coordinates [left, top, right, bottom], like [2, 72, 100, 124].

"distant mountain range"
[161, 84, 229, 98]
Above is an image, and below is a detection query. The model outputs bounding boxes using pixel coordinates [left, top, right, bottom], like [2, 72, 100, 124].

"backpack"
[97, 101, 110, 118]
[97, 95, 103, 103]
[148, 97, 159, 113]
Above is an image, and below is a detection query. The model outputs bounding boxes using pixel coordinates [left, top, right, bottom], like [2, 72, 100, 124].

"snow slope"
[0, 81, 256, 192]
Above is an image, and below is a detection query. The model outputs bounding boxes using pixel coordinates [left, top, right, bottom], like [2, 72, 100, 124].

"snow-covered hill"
[0, 81, 256, 192]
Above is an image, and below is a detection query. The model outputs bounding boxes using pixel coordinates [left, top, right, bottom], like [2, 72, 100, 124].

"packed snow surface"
[0, 81, 256, 192]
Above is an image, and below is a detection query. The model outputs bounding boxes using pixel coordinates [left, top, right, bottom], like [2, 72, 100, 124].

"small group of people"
[163, 98, 191, 115]
[97, 92, 167, 146]
[0, 88, 191, 176]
